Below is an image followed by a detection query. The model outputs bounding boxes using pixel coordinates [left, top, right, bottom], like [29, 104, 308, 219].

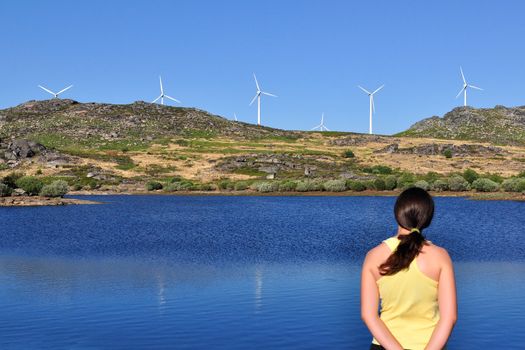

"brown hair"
[379, 187, 435, 276]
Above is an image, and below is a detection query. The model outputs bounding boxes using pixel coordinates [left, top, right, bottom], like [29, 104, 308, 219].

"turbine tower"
[38, 84, 73, 99]
[456, 67, 483, 107]
[311, 113, 330, 131]
[249, 73, 277, 126]
[358, 85, 384, 134]
[152, 76, 180, 105]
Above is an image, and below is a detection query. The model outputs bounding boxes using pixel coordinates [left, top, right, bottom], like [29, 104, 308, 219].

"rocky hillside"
[397, 105, 525, 146]
[0, 99, 299, 150]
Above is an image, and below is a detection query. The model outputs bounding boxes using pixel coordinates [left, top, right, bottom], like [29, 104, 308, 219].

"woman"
[361, 187, 457, 350]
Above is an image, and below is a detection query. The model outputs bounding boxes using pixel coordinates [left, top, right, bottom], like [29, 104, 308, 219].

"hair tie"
[410, 228, 420, 234]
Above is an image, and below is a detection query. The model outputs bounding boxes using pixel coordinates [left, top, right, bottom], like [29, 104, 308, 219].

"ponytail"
[379, 187, 435, 276]
[379, 228, 427, 275]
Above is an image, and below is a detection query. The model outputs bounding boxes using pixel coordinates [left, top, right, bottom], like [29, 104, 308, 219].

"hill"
[397, 105, 525, 146]
[1, 100, 525, 195]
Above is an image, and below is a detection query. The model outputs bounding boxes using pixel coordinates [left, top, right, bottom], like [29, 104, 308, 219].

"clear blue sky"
[1, 0, 524, 135]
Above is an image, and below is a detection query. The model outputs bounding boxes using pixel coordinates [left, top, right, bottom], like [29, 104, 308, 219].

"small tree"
[431, 179, 448, 192]
[472, 178, 500, 192]
[40, 180, 69, 198]
[443, 149, 453, 158]
[384, 175, 397, 190]
[146, 181, 163, 191]
[323, 179, 347, 192]
[463, 169, 479, 184]
[448, 176, 469, 191]
[0, 183, 12, 197]
[343, 150, 355, 158]
[15, 176, 44, 196]
[414, 180, 430, 191]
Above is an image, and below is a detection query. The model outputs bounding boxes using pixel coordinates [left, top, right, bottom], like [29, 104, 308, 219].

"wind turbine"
[311, 113, 330, 131]
[249, 73, 277, 126]
[456, 67, 483, 107]
[358, 84, 384, 134]
[38, 84, 73, 99]
[152, 76, 180, 105]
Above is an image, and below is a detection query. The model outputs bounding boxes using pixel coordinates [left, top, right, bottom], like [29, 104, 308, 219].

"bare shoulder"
[423, 241, 453, 265]
[364, 241, 391, 266]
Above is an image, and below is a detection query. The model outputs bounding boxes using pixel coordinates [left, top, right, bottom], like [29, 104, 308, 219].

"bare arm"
[425, 249, 457, 350]
[361, 250, 404, 350]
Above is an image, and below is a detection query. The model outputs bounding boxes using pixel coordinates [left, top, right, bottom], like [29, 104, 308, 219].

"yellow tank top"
[372, 236, 439, 350]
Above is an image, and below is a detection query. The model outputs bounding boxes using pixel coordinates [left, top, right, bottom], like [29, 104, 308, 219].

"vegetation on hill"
[1, 100, 525, 197]
[397, 105, 525, 146]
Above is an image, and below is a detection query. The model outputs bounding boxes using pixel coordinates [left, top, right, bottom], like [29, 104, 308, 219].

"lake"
[1, 195, 524, 349]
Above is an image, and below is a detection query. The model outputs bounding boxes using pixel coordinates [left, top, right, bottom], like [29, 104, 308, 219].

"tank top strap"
[383, 236, 400, 252]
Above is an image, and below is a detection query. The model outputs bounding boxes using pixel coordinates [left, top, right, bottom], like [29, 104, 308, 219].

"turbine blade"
[152, 95, 161, 103]
[56, 85, 73, 95]
[165, 95, 180, 103]
[324, 126, 330, 131]
[460, 67, 466, 84]
[38, 85, 56, 95]
[468, 85, 483, 91]
[455, 87, 464, 98]
[358, 85, 371, 94]
[311, 124, 322, 131]
[261, 91, 277, 97]
[159, 76, 164, 94]
[249, 94, 258, 106]
[253, 73, 260, 91]
[372, 84, 384, 95]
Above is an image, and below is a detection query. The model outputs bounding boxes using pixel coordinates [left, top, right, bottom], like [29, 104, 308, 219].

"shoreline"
[0, 196, 102, 207]
[68, 189, 525, 201]
[2, 190, 523, 207]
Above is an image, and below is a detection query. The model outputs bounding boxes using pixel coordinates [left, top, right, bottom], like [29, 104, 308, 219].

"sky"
[1, 0, 525, 135]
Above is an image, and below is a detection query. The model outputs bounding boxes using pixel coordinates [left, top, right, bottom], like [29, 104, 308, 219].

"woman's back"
[368, 236, 447, 349]
[361, 188, 457, 350]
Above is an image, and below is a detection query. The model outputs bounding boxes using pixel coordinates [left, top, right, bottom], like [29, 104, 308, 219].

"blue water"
[0, 195, 524, 349]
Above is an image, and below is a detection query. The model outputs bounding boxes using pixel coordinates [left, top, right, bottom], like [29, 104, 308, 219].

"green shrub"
[170, 176, 183, 183]
[397, 173, 415, 190]
[256, 181, 279, 193]
[2, 172, 24, 189]
[363, 165, 393, 175]
[278, 180, 297, 192]
[448, 176, 469, 191]
[472, 178, 500, 192]
[373, 178, 386, 191]
[482, 173, 503, 184]
[463, 169, 479, 184]
[199, 183, 216, 191]
[323, 179, 347, 192]
[443, 149, 453, 158]
[384, 175, 397, 190]
[15, 176, 44, 196]
[431, 179, 448, 192]
[146, 181, 163, 191]
[414, 180, 430, 191]
[346, 180, 366, 192]
[218, 180, 235, 190]
[422, 171, 440, 184]
[234, 181, 249, 191]
[0, 183, 12, 197]
[296, 180, 323, 192]
[343, 150, 355, 158]
[164, 181, 194, 191]
[39, 180, 69, 198]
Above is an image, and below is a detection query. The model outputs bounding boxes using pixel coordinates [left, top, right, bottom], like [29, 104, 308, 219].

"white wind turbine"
[249, 73, 277, 126]
[152, 76, 180, 105]
[456, 67, 482, 107]
[311, 113, 330, 131]
[233, 113, 238, 121]
[358, 84, 384, 135]
[38, 84, 73, 99]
